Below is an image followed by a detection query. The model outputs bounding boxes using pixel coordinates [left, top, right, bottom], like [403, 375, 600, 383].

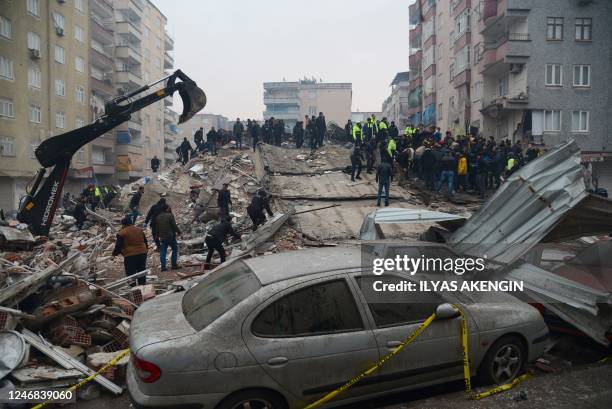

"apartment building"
[263, 79, 352, 129]
[0, 0, 91, 211]
[409, 0, 612, 190]
[382, 71, 410, 127]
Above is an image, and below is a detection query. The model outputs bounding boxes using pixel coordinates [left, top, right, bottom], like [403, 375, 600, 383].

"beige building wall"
[0, 0, 90, 211]
[297, 85, 352, 127]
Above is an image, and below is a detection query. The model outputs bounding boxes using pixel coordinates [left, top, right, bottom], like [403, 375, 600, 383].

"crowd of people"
[344, 115, 542, 203]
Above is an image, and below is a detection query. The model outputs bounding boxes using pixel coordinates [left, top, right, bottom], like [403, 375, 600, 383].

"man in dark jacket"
[350, 146, 364, 182]
[73, 196, 87, 230]
[389, 121, 399, 140]
[273, 119, 284, 146]
[180, 137, 193, 165]
[307, 116, 317, 151]
[436, 151, 457, 196]
[150, 155, 160, 173]
[217, 182, 232, 219]
[344, 120, 353, 142]
[247, 189, 274, 231]
[194, 127, 204, 151]
[421, 145, 437, 190]
[233, 118, 244, 149]
[293, 122, 304, 149]
[112, 216, 148, 285]
[376, 161, 394, 206]
[129, 186, 144, 224]
[155, 204, 181, 271]
[205, 218, 241, 269]
[315, 112, 326, 147]
[144, 197, 166, 251]
[251, 121, 260, 152]
[207, 127, 218, 155]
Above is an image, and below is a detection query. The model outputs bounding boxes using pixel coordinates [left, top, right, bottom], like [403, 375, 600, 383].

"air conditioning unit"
[29, 48, 41, 59]
[55, 26, 64, 36]
[509, 63, 523, 74]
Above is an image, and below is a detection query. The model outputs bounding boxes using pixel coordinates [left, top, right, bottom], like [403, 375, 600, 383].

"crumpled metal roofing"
[447, 141, 590, 265]
[359, 208, 466, 240]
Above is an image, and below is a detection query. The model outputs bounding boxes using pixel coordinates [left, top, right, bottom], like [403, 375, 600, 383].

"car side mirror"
[436, 303, 460, 320]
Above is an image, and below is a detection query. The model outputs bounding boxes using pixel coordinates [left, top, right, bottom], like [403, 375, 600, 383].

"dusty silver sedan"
[127, 247, 548, 409]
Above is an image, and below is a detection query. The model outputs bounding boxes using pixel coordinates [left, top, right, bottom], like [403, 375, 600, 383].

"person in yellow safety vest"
[91, 185, 102, 211]
[387, 136, 397, 159]
[352, 122, 363, 145]
[370, 115, 378, 135]
[506, 155, 516, 177]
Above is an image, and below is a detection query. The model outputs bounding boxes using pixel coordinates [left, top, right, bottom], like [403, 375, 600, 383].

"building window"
[544, 110, 561, 132]
[545, 64, 563, 86]
[0, 16, 11, 39]
[75, 86, 85, 104]
[0, 97, 15, 118]
[27, 0, 40, 17]
[573, 65, 590, 87]
[575, 18, 592, 41]
[0, 136, 16, 156]
[29, 104, 41, 123]
[54, 45, 65, 64]
[571, 111, 589, 132]
[454, 46, 470, 74]
[423, 46, 435, 70]
[55, 79, 66, 96]
[27, 32, 41, 52]
[0, 56, 14, 80]
[56, 111, 65, 129]
[75, 118, 85, 128]
[53, 12, 65, 31]
[74, 25, 84, 43]
[28, 66, 41, 88]
[473, 81, 483, 101]
[547, 17, 563, 40]
[498, 76, 508, 97]
[76, 148, 85, 162]
[454, 8, 471, 41]
[75, 56, 85, 73]
[75, 0, 85, 13]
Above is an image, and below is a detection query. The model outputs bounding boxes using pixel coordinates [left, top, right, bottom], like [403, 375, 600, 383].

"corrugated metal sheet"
[448, 141, 589, 264]
[360, 208, 466, 240]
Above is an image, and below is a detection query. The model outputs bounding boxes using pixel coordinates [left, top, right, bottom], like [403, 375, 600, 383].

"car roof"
[244, 247, 363, 285]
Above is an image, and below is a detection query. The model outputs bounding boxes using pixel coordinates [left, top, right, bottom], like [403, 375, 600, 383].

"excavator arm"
[17, 70, 206, 236]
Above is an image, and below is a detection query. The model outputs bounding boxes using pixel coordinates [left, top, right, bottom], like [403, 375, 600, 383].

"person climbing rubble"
[144, 197, 166, 251]
[112, 215, 148, 286]
[204, 217, 241, 269]
[155, 204, 182, 271]
[247, 189, 274, 231]
[217, 182, 232, 219]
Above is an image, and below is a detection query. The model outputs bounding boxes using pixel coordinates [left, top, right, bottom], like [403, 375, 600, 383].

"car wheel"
[217, 390, 287, 409]
[479, 335, 525, 385]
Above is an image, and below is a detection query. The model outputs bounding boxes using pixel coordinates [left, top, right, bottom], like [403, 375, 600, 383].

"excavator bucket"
[178, 81, 206, 124]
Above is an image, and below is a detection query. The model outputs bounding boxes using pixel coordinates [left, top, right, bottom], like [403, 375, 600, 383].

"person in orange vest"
[112, 216, 148, 285]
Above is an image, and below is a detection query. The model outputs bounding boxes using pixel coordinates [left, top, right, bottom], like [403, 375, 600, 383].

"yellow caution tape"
[471, 373, 532, 400]
[31, 349, 130, 409]
[303, 312, 437, 409]
[304, 304, 533, 408]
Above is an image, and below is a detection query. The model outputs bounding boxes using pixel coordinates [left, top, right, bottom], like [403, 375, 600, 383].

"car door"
[351, 274, 477, 392]
[242, 275, 381, 406]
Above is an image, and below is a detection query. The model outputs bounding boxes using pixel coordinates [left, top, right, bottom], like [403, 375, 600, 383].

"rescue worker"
[112, 216, 148, 285]
[194, 127, 204, 151]
[315, 112, 326, 147]
[251, 120, 260, 152]
[308, 115, 317, 151]
[352, 121, 363, 146]
[129, 186, 144, 224]
[207, 127, 218, 155]
[151, 155, 160, 173]
[144, 197, 166, 251]
[247, 189, 274, 231]
[180, 137, 193, 165]
[387, 134, 397, 161]
[91, 185, 102, 211]
[204, 217, 241, 269]
[217, 182, 232, 219]
[73, 196, 87, 230]
[293, 121, 304, 149]
[155, 204, 181, 271]
[233, 118, 244, 149]
[344, 120, 353, 142]
[350, 145, 364, 182]
[376, 160, 393, 207]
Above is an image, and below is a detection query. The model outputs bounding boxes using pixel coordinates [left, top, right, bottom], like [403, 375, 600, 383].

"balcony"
[453, 31, 471, 52]
[90, 48, 113, 71]
[479, 33, 531, 74]
[481, 0, 531, 35]
[90, 0, 113, 19]
[92, 164, 115, 175]
[90, 76, 115, 98]
[128, 119, 142, 132]
[452, 0, 471, 17]
[115, 21, 142, 43]
[116, 45, 142, 64]
[116, 70, 142, 88]
[115, 142, 143, 155]
[453, 69, 471, 88]
[423, 64, 436, 79]
[115, 0, 143, 21]
[90, 17, 114, 44]
[481, 92, 529, 117]
[164, 52, 174, 69]
[424, 34, 436, 49]
[263, 95, 299, 105]
[164, 32, 174, 51]
[91, 132, 115, 149]
[424, 93, 436, 107]
[263, 111, 299, 121]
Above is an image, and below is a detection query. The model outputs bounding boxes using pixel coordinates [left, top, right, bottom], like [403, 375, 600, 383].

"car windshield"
[182, 260, 261, 331]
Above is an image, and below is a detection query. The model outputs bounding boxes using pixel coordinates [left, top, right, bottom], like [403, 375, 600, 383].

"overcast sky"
[154, 0, 409, 120]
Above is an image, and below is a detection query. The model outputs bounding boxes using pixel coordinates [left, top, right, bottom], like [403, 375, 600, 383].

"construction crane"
[17, 70, 206, 236]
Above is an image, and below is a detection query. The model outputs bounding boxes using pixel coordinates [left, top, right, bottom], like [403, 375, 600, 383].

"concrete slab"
[260, 144, 350, 175]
